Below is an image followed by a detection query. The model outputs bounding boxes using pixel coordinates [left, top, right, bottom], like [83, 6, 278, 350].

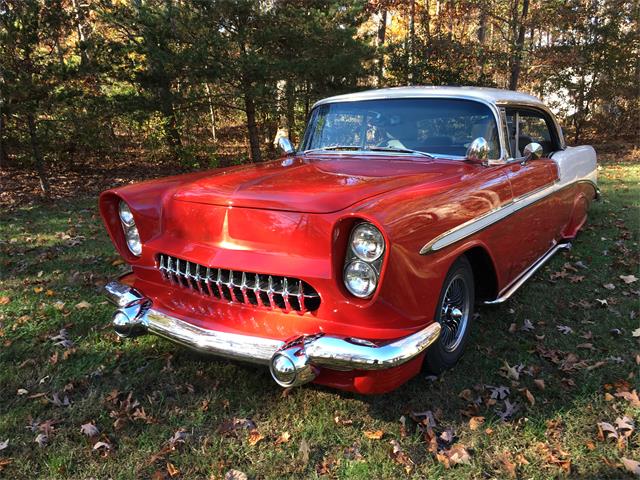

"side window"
[505, 108, 558, 157]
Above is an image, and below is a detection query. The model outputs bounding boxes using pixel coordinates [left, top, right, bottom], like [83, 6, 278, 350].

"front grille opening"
[157, 253, 321, 313]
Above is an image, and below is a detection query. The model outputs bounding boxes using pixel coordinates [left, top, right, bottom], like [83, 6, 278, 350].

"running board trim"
[484, 242, 572, 305]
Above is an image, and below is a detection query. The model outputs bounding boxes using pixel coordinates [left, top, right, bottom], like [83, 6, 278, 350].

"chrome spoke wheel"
[439, 274, 471, 352]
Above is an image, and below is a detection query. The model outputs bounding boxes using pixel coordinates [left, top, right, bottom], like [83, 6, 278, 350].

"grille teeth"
[157, 254, 320, 313]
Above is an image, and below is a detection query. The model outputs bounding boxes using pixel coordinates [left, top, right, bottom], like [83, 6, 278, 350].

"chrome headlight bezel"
[118, 200, 141, 256]
[350, 223, 385, 262]
[343, 222, 386, 299]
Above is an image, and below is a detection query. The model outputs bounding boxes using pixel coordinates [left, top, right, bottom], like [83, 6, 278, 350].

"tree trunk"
[204, 83, 217, 142]
[508, 0, 530, 91]
[0, 112, 8, 168]
[285, 79, 295, 143]
[377, 8, 387, 86]
[70, 0, 90, 66]
[243, 85, 261, 162]
[158, 80, 182, 155]
[408, 0, 416, 84]
[27, 112, 50, 197]
[478, 5, 487, 44]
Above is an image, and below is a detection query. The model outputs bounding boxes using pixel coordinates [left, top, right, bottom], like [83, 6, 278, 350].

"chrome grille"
[157, 254, 321, 313]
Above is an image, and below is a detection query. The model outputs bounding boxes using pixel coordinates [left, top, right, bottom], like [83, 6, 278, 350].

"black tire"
[423, 255, 475, 374]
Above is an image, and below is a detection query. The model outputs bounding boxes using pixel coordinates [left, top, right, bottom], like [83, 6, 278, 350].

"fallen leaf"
[167, 428, 188, 447]
[497, 451, 517, 478]
[557, 325, 573, 335]
[0, 296, 10, 305]
[458, 389, 474, 402]
[620, 275, 638, 284]
[534, 379, 545, 390]
[489, 385, 510, 400]
[275, 431, 290, 445]
[508, 323, 517, 333]
[75, 301, 91, 309]
[93, 441, 112, 453]
[17, 388, 28, 396]
[35, 433, 48, 447]
[469, 416, 485, 430]
[621, 457, 640, 476]
[496, 399, 519, 421]
[521, 388, 535, 406]
[298, 439, 310, 465]
[603, 283, 616, 290]
[615, 390, 640, 407]
[577, 343, 595, 350]
[80, 423, 99, 437]
[632, 327, 640, 338]
[521, 319, 535, 332]
[500, 361, 521, 380]
[248, 430, 264, 446]
[166, 462, 179, 478]
[436, 443, 471, 468]
[605, 393, 615, 401]
[389, 439, 413, 472]
[224, 470, 248, 480]
[0, 439, 8, 451]
[598, 422, 618, 440]
[364, 430, 384, 440]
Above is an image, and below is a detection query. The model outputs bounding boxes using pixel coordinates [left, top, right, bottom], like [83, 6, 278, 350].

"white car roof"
[313, 86, 545, 109]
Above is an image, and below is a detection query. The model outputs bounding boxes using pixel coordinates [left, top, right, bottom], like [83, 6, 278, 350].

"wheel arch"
[461, 245, 499, 302]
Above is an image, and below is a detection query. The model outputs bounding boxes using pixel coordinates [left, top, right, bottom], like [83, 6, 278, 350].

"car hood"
[172, 155, 469, 213]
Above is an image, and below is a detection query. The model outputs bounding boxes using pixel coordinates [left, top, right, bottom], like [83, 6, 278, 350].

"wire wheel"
[438, 273, 471, 352]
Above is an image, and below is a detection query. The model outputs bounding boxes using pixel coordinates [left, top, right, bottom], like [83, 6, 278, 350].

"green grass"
[1, 160, 638, 479]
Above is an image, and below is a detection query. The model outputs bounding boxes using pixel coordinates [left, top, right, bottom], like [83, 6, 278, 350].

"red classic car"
[101, 86, 598, 394]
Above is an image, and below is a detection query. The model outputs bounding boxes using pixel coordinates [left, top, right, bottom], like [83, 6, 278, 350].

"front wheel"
[423, 255, 475, 374]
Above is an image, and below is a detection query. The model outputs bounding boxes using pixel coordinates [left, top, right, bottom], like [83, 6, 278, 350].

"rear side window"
[505, 108, 559, 157]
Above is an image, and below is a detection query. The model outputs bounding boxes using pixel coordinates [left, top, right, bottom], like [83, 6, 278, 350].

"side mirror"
[523, 142, 543, 161]
[277, 136, 295, 156]
[465, 137, 489, 164]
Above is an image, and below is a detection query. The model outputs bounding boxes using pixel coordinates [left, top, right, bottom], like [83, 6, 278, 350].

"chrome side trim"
[483, 242, 571, 305]
[419, 179, 598, 254]
[104, 281, 442, 382]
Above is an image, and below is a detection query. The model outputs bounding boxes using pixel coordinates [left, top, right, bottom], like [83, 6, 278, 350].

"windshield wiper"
[365, 146, 434, 158]
[303, 145, 362, 154]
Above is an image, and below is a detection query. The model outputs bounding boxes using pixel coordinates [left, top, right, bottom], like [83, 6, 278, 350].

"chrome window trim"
[419, 179, 598, 254]
[495, 100, 566, 151]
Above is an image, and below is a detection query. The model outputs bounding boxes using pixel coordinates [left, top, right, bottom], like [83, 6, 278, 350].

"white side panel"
[551, 145, 598, 187]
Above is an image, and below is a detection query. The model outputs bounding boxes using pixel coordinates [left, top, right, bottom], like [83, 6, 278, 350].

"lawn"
[1, 156, 638, 479]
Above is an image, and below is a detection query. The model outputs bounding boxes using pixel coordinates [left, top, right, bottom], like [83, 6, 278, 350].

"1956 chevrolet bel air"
[100, 86, 598, 394]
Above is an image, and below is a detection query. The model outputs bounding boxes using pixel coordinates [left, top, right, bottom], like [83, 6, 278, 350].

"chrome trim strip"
[419, 179, 598, 254]
[104, 281, 441, 375]
[484, 242, 571, 305]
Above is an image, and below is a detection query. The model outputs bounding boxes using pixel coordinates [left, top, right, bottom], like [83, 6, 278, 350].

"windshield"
[301, 98, 501, 159]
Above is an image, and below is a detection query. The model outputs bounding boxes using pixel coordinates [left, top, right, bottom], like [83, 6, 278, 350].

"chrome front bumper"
[104, 280, 441, 388]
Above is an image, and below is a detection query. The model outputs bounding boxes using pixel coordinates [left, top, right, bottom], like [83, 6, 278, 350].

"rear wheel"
[423, 255, 475, 374]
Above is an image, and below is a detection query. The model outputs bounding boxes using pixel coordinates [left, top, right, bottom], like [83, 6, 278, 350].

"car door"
[502, 107, 562, 279]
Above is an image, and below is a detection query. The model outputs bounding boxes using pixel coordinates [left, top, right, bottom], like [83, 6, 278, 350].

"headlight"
[119, 200, 141, 256]
[344, 261, 377, 298]
[119, 201, 135, 227]
[350, 223, 384, 261]
[125, 224, 142, 256]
